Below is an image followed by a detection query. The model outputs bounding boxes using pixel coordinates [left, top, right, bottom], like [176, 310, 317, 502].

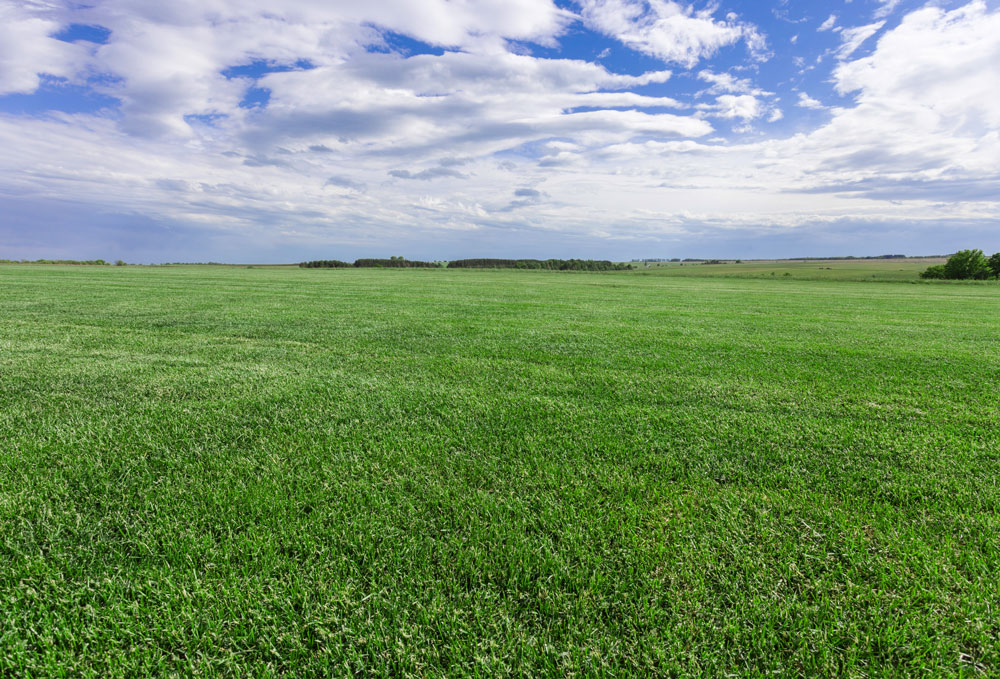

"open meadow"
[1, 265, 998, 677]
[635, 257, 948, 282]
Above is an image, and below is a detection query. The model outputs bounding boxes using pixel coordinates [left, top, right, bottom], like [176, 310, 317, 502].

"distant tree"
[446, 258, 629, 271]
[299, 259, 351, 268]
[943, 249, 990, 280]
[988, 252, 1000, 279]
[919, 265, 946, 279]
[354, 258, 437, 268]
[115, 259, 127, 266]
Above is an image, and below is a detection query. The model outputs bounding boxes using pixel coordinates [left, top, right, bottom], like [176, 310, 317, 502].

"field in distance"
[634, 256, 947, 281]
[1, 265, 997, 677]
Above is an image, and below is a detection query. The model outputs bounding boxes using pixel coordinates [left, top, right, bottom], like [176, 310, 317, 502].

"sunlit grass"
[1, 265, 997, 677]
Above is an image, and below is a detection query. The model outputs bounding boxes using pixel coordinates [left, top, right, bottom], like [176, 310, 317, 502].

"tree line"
[921, 250, 1000, 280]
[446, 258, 632, 271]
[300, 256, 439, 268]
[300, 257, 633, 270]
[0, 258, 119, 265]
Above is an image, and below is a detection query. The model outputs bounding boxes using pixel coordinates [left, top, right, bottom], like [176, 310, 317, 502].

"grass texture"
[1, 265, 998, 677]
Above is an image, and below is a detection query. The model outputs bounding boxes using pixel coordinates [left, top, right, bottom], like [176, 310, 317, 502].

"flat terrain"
[1, 265, 998, 677]
[636, 257, 946, 281]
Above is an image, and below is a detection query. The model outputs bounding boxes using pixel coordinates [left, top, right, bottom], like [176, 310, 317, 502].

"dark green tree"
[943, 249, 989, 280]
[988, 252, 1000, 279]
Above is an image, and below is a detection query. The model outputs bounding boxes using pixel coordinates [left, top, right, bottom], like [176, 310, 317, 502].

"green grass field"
[2, 265, 998, 677]
[635, 257, 947, 281]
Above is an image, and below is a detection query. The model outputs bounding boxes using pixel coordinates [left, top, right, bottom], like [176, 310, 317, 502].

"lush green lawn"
[635, 257, 947, 281]
[1, 265, 998, 677]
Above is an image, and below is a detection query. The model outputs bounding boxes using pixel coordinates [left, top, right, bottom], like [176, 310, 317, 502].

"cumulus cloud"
[0, 0, 998, 258]
[577, 0, 767, 67]
[796, 1, 1000, 197]
[0, 3, 89, 94]
[30, 0, 576, 138]
[697, 69, 771, 96]
[699, 94, 763, 120]
[833, 2, 1000, 131]
[797, 92, 826, 109]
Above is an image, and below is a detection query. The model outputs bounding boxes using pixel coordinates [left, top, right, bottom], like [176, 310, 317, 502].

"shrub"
[920, 265, 947, 279]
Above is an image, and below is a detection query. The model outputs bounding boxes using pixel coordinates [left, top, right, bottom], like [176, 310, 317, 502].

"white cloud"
[63, 0, 578, 137]
[0, 2, 89, 95]
[0, 0, 998, 257]
[818, 14, 837, 31]
[836, 21, 885, 59]
[240, 51, 696, 158]
[797, 92, 826, 109]
[577, 0, 767, 67]
[874, 0, 903, 20]
[800, 1, 1000, 191]
[697, 69, 772, 96]
[699, 94, 763, 120]
[833, 1, 1000, 131]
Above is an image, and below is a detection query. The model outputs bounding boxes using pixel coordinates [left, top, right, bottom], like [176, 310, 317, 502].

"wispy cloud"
[837, 21, 885, 59]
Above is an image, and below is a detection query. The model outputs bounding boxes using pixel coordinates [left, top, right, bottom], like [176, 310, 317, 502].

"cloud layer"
[0, 0, 998, 260]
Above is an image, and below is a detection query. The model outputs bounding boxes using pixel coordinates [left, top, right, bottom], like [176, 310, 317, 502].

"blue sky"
[1, 0, 998, 262]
